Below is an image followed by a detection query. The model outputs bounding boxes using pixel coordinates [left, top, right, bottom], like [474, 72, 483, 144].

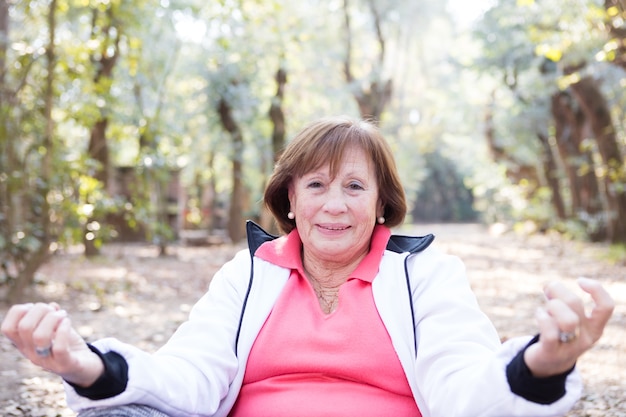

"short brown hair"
[264, 116, 407, 234]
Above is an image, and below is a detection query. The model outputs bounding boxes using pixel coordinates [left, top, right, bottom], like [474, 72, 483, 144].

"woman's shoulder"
[386, 232, 435, 254]
[382, 237, 466, 283]
[384, 231, 454, 261]
[216, 247, 291, 282]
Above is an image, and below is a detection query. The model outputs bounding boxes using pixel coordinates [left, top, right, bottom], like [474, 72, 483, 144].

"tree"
[342, 0, 392, 123]
[131, 13, 182, 255]
[536, 132, 567, 221]
[1, 0, 57, 302]
[260, 64, 287, 233]
[604, 0, 626, 71]
[473, 0, 626, 241]
[568, 68, 626, 242]
[549, 90, 603, 233]
[218, 83, 247, 243]
[81, 2, 122, 256]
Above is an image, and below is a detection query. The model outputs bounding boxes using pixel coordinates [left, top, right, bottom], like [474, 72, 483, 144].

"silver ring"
[558, 331, 577, 343]
[35, 345, 52, 357]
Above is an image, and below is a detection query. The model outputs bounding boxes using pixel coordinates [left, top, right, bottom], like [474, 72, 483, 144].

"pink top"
[229, 226, 421, 417]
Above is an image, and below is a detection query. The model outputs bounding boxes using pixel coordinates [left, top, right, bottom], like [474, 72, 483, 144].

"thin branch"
[366, 0, 385, 68]
[342, 0, 353, 82]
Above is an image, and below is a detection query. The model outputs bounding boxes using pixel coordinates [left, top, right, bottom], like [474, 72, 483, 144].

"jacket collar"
[245, 220, 434, 256]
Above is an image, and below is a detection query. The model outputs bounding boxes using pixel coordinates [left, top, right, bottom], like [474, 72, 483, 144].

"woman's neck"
[302, 248, 367, 288]
[301, 246, 369, 313]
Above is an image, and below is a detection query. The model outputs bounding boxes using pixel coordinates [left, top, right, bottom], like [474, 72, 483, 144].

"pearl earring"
[377, 216, 385, 224]
[287, 211, 295, 220]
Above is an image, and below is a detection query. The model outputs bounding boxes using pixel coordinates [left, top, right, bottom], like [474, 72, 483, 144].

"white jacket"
[66, 224, 581, 417]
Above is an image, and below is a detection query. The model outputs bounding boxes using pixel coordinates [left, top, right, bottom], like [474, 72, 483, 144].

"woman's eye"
[348, 182, 364, 190]
[307, 181, 323, 188]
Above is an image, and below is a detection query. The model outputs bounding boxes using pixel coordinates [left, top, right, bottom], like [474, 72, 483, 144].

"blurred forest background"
[1, 0, 625, 302]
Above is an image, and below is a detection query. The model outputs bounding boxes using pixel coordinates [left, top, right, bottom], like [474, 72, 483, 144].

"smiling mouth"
[319, 225, 350, 231]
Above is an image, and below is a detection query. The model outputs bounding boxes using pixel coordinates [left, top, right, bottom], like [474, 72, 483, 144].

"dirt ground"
[0, 223, 624, 416]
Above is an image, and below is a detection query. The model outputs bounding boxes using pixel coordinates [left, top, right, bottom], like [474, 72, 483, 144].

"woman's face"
[288, 145, 383, 267]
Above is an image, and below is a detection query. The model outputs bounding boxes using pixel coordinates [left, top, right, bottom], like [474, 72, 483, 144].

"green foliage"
[1, 0, 624, 292]
[551, 219, 594, 241]
[467, 0, 626, 240]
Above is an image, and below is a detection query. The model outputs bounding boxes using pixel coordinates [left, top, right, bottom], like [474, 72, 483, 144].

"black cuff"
[66, 344, 129, 400]
[506, 335, 574, 404]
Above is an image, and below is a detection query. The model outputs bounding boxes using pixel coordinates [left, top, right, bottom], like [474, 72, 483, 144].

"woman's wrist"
[523, 343, 576, 378]
[507, 336, 574, 404]
[65, 344, 129, 400]
[62, 347, 106, 387]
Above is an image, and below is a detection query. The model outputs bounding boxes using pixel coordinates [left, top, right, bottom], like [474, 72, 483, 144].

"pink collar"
[255, 225, 391, 283]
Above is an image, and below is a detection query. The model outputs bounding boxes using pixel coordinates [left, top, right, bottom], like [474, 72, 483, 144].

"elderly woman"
[1, 116, 615, 417]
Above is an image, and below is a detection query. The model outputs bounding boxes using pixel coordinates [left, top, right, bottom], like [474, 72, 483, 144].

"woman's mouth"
[318, 224, 350, 231]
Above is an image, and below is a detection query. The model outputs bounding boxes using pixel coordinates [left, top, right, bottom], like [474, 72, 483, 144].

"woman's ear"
[287, 183, 298, 219]
[377, 200, 385, 218]
[287, 183, 295, 208]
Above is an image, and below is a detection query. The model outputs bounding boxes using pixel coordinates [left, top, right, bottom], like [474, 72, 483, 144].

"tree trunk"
[260, 65, 288, 233]
[88, 119, 110, 186]
[0, 0, 14, 235]
[342, 0, 392, 123]
[7, 0, 56, 302]
[87, 5, 120, 190]
[536, 133, 567, 221]
[83, 6, 121, 256]
[569, 74, 626, 243]
[484, 92, 540, 188]
[0, 0, 21, 301]
[270, 67, 287, 162]
[6, 248, 50, 303]
[204, 153, 218, 232]
[550, 91, 605, 239]
[218, 96, 246, 243]
[134, 39, 180, 253]
[84, 118, 109, 257]
[0, 0, 7, 90]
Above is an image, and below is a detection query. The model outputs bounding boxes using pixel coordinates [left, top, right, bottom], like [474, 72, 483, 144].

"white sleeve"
[65, 249, 252, 417]
[410, 248, 582, 417]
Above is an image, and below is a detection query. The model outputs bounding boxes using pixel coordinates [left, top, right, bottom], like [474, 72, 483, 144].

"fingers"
[544, 298, 580, 335]
[544, 281, 585, 316]
[535, 305, 578, 345]
[534, 307, 560, 343]
[33, 309, 68, 353]
[2, 303, 33, 346]
[541, 282, 583, 344]
[3, 303, 103, 385]
[1, 303, 67, 360]
[1, 303, 32, 337]
[542, 278, 615, 347]
[576, 277, 615, 339]
[526, 278, 614, 377]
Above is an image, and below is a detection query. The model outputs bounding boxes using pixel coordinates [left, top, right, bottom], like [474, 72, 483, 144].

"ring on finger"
[558, 331, 577, 343]
[35, 345, 52, 357]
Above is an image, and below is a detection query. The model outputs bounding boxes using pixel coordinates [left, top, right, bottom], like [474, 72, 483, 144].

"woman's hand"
[1, 302, 104, 387]
[524, 277, 615, 377]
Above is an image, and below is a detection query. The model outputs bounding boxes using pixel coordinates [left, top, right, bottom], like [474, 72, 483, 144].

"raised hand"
[524, 277, 615, 377]
[1, 302, 104, 387]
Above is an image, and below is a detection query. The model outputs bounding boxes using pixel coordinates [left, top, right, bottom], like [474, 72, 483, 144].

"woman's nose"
[323, 187, 347, 213]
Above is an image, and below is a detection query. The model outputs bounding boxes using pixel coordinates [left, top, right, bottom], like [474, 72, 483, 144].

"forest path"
[1, 223, 624, 416]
